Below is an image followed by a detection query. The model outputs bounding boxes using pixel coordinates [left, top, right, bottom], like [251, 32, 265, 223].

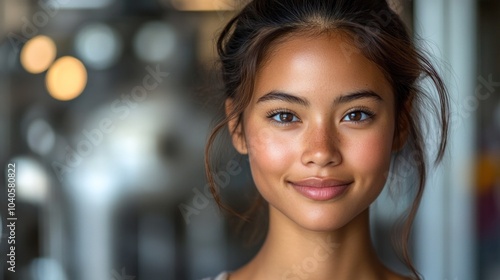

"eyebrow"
[257, 90, 310, 106]
[256, 90, 383, 106]
[334, 90, 383, 105]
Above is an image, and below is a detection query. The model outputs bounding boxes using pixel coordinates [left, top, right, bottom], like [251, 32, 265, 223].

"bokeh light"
[12, 156, 50, 204]
[29, 258, 67, 280]
[75, 23, 122, 70]
[170, 0, 236, 11]
[27, 118, 56, 156]
[20, 35, 57, 74]
[51, 0, 114, 9]
[46, 56, 87, 101]
[133, 21, 177, 63]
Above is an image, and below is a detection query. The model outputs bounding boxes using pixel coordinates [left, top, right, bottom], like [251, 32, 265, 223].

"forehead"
[253, 32, 393, 101]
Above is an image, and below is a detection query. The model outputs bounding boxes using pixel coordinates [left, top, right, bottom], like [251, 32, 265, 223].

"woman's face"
[231, 33, 396, 231]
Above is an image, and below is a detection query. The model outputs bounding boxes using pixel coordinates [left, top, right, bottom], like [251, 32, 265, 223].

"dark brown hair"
[204, 0, 449, 278]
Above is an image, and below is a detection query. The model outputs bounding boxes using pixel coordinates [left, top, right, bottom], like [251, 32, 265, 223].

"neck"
[233, 207, 390, 280]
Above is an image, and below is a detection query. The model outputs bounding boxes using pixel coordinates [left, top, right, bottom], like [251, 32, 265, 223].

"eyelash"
[266, 108, 301, 126]
[265, 107, 376, 126]
[266, 108, 300, 126]
[342, 107, 376, 124]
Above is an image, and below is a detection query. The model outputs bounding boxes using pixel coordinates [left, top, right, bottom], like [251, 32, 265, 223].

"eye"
[342, 110, 373, 122]
[267, 110, 300, 124]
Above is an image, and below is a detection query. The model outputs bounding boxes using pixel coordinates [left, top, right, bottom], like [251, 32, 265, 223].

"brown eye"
[269, 111, 299, 123]
[348, 112, 362, 121]
[279, 113, 294, 122]
[342, 111, 372, 122]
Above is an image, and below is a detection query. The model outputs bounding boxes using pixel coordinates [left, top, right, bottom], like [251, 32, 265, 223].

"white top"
[201, 271, 229, 280]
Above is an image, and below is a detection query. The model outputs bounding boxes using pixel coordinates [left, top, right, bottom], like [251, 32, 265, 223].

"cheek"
[246, 126, 296, 170]
[344, 128, 394, 181]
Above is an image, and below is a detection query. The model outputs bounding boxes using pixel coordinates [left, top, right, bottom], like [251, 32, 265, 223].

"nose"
[301, 122, 342, 167]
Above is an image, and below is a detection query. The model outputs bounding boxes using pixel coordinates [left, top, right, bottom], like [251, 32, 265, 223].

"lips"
[288, 178, 352, 201]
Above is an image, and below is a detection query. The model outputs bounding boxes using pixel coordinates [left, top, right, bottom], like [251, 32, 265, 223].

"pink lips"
[289, 178, 351, 201]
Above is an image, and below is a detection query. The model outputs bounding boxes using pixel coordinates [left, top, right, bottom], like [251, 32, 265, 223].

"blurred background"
[0, 0, 498, 279]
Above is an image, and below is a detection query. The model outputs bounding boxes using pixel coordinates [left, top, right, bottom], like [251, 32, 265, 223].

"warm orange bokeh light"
[20, 35, 57, 74]
[46, 56, 87, 101]
[171, 0, 236, 11]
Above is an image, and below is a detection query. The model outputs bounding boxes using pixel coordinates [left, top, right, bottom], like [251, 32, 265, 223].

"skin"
[227, 32, 410, 280]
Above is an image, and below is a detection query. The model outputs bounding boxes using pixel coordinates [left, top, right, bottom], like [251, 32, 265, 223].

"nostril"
[303, 150, 341, 167]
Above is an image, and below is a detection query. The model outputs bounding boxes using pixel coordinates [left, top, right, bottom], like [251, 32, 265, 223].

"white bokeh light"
[27, 118, 56, 156]
[133, 21, 177, 63]
[29, 258, 67, 280]
[75, 23, 122, 70]
[49, 0, 114, 9]
[12, 156, 50, 204]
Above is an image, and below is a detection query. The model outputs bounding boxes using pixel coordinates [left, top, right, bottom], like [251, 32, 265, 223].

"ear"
[225, 99, 248, 154]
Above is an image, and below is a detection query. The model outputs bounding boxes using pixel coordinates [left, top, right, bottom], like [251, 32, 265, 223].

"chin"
[285, 206, 367, 233]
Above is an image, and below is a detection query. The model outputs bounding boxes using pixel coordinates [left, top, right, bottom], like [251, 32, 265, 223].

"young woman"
[204, 0, 449, 279]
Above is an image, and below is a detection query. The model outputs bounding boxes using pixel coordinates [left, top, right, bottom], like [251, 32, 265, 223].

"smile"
[288, 178, 352, 201]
